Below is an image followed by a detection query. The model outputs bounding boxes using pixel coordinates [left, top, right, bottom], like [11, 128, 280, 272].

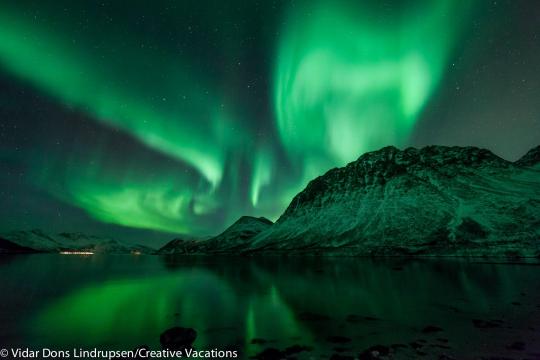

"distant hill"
[2, 229, 155, 254]
[156, 238, 202, 255]
[157, 216, 272, 254]
[0, 236, 40, 254]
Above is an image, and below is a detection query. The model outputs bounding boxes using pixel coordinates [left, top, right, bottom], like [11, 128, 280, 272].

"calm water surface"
[0, 255, 539, 359]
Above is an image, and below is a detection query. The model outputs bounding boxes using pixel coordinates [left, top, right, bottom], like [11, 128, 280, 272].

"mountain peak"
[156, 144, 540, 257]
[233, 216, 273, 226]
[516, 145, 540, 167]
[252, 144, 540, 256]
[156, 238, 201, 255]
[157, 215, 274, 254]
[281, 145, 511, 220]
[353, 145, 508, 169]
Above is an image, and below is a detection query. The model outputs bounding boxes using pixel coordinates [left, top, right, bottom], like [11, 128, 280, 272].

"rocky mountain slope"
[246, 145, 540, 256]
[156, 238, 203, 255]
[516, 145, 540, 168]
[158, 216, 272, 254]
[2, 229, 154, 254]
[0, 236, 40, 254]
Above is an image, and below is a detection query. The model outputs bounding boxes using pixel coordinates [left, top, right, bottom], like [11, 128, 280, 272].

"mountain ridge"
[2, 229, 155, 254]
[248, 145, 540, 256]
[157, 216, 272, 254]
[516, 145, 540, 167]
[159, 144, 539, 257]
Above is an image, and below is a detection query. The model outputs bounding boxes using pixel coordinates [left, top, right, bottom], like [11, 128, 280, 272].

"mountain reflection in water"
[0, 255, 539, 358]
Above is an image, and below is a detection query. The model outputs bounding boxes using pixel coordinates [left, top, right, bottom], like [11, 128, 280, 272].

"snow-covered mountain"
[2, 229, 155, 254]
[247, 145, 540, 256]
[157, 216, 272, 254]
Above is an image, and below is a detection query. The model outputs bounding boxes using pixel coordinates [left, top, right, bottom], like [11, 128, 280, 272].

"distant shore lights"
[59, 251, 94, 255]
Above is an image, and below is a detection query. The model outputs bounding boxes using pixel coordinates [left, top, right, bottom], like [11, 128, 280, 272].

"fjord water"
[1, 255, 539, 359]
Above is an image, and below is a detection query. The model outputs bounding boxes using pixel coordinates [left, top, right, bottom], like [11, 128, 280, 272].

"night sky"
[1, 0, 539, 244]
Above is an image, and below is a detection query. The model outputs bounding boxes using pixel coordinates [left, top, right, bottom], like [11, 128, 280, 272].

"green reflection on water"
[33, 267, 306, 353]
[26, 256, 540, 357]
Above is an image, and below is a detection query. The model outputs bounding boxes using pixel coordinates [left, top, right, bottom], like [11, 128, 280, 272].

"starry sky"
[0, 0, 539, 244]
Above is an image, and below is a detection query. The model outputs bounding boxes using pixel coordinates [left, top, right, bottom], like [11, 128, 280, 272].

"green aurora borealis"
[0, 0, 539, 242]
[275, 0, 472, 182]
